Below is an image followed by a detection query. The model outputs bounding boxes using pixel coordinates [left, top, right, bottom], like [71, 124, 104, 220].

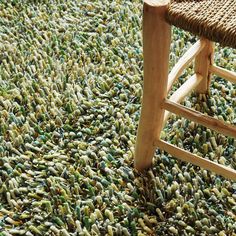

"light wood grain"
[163, 73, 203, 126]
[195, 39, 214, 93]
[167, 40, 206, 92]
[144, 0, 170, 7]
[135, 0, 171, 171]
[157, 140, 236, 180]
[163, 100, 236, 138]
[210, 65, 236, 84]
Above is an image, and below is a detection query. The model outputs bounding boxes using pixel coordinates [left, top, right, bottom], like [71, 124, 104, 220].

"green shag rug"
[0, 0, 236, 235]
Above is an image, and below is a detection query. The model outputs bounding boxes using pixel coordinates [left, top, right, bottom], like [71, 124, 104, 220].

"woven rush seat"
[166, 0, 236, 49]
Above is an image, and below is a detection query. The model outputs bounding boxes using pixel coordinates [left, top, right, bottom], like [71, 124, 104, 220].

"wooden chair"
[134, 0, 236, 180]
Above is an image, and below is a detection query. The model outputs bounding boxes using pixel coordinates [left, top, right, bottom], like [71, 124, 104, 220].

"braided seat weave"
[166, 0, 236, 49]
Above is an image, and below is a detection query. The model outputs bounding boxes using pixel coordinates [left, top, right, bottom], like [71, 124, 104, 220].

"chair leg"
[134, 0, 171, 171]
[195, 39, 214, 94]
